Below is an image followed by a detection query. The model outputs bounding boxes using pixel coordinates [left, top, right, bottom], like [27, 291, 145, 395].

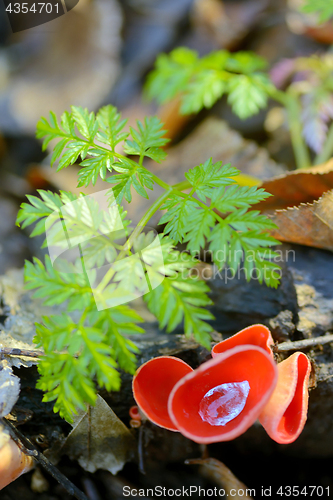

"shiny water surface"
[199, 381, 250, 426]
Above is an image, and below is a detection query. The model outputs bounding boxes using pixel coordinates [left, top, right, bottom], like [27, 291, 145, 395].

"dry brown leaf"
[269, 190, 333, 251]
[186, 457, 254, 499]
[61, 395, 136, 475]
[158, 97, 193, 143]
[255, 160, 333, 212]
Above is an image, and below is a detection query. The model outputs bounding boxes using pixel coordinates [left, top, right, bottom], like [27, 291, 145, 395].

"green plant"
[146, 48, 333, 169]
[16, 105, 280, 422]
[301, 0, 333, 23]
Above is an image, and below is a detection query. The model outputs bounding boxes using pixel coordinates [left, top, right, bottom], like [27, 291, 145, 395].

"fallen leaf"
[61, 395, 136, 475]
[186, 457, 254, 499]
[255, 159, 333, 212]
[158, 97, 193, 144]
[0, 360, 20, 418]
[269, 190, 333, 251]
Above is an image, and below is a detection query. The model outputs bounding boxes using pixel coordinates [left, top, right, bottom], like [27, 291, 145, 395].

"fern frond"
[146, 47, 272, 119]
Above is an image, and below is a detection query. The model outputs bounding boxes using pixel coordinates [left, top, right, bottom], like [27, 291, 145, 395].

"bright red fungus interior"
[212, 324, 274, 358]
[133, 356, 193, 431]
[277, 353, 310, 439]
[169, 345, 277, 443]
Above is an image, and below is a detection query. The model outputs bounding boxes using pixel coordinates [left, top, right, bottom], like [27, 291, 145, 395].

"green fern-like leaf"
[27, 98, 283, 423]
[159, 159, 280, 287]
[181, 71, 226, 114]
[301, 0, 333, 23]
[123, 116, 169, 162]
[227, 74, 270, 119]
[145, 47, 198, 104]
[185, 158, 239, 201]
[36, 106, 165, 199]
[96, 105, 129, 150]
[211, 185, 271, 211]
[146, 47, 272, 119]
[24, 256, 91, 309]
[144, 236, 214, 349]
[159, 196, 198, 242]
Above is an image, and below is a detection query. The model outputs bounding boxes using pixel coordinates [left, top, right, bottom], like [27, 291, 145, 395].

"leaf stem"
[267, 87, 311, 169]
[172, 180, 192, 190]
[315, 121, 333, 164]
[121, 187, 173, 254]
[95, 188, 172, 294]
[285, 94, 311, 169]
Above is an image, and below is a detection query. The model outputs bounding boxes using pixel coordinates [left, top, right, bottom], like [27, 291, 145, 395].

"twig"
[1, 418, 88, 500]
[138, 425, 146, 475]
[274, 334, 333, 352]
[0, 347, 44, 358]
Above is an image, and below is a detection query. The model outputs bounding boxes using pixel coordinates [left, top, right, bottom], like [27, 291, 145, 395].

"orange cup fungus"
[259, 351, 311, 444]
[132, 324, 312, 445]
[211, 324, 274, 359]
[168, 345, 277, 443]
[129, 405, 141, 421]
[133, 356, 193, 431]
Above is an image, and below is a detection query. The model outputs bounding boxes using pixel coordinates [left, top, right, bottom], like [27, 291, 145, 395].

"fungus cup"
[259, 351, 312, 444]
[129, 405, 141, 421]
[132, 356, 193, 431]
[211, 324, 274, 359]
[168, 345, 277, 443]
[132, 325, 311, 445]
